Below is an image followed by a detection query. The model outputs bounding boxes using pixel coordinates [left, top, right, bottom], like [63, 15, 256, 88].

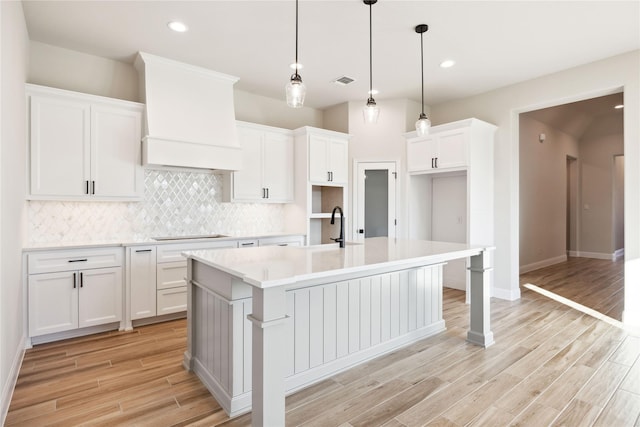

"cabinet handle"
[431, 158, 434, 168]
[68, 259, 88, 263]
[435, 157, 438, 168]
[73, 272, 76, 289]
[136, 249, 152, 253]
[80, 272, 84, 288]
[327, 171, 331, 182]
[266, 188, 269, 198]
[85, 180, 89, 194]
[278, 243, 288, 246]
[91, 181, 95, 195]
[241, 242, 255, 246]
[262, 188, 266, 198]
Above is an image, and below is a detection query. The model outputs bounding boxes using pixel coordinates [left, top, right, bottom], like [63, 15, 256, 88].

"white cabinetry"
[126, 246, 157, 321]
[258, 235, 304, 247]
[288, 127, 350, 245]
[27, 84, 143, 200]
[406, 118, 497, 295]
[227, 121, 294, 203]
[27, 247, 123, 339]
[307, 132, 348, 184]
[407, 126, 468, 173]
[155, 240, 237, 316]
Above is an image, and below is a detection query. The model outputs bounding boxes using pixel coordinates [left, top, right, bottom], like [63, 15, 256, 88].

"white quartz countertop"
[186, 237, 494, 288]
[22, 232, 305, 251]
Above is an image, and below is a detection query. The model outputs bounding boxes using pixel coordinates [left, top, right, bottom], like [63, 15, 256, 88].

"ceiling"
[21, 1, 640, 110]
[524, 93, 624, 139]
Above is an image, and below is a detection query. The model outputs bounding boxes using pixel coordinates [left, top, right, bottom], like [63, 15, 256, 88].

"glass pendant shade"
[415, 113, 431, 136]
[363, 98, 380, 123]
[286, 74, 306, 108]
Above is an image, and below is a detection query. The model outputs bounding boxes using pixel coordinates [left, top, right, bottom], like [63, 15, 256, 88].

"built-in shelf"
[309, 213, 333, 219]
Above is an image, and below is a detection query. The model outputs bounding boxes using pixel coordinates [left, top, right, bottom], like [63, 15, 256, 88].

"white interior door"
[355, 162, 397, 241]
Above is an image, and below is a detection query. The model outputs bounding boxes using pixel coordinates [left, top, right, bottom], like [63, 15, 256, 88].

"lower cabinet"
[28, 248, 123, 338]
[156, 260, 188, 315]
[127, 246, 157, 320]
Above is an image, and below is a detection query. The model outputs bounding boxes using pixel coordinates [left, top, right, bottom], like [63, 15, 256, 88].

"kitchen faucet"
[330, 206, 345, 248]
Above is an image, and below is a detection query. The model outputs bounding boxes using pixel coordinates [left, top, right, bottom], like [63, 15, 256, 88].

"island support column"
[248, 285, 288, 426]
[467, 249, 495, 347]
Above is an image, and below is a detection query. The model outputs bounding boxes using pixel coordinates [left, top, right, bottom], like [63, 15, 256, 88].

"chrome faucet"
[330, 206, 345, 248]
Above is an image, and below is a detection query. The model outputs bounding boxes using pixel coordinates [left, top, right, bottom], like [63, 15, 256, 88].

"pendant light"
[415, 24, 431, 136]
[286, 0, 306, 108]
[363, 0, 379, 123]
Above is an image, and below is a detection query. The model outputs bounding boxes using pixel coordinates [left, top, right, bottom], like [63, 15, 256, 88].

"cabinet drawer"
[237, 239, 258, 248]
[28, 247, 123, 274]
[156, 241, 236, 263]
[157, 287, 187, 315]
[157, 261, 187, 290]
[258, 236, 304, 246]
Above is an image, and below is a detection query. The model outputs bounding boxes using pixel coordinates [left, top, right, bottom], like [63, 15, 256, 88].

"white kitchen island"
[183, 237, 494, 426]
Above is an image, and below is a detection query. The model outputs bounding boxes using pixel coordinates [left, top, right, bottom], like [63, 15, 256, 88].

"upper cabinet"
[406, 126, 468, 173]
[305, 130, 349, 185]
[27, 84, 144, 201]
[226, 121, 294, 203]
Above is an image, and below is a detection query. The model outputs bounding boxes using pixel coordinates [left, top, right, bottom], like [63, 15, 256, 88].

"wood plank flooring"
[520, 256, 624, 321]
[7, 258, 638, 426]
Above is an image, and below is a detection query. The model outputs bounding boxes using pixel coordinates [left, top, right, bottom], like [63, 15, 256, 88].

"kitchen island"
[183, 237, 494, 426]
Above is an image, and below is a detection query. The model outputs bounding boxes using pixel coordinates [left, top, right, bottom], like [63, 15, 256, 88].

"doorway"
[354, 161, 397, 240]
[519, 92, 625, 321]
[566, 155, 578, 255]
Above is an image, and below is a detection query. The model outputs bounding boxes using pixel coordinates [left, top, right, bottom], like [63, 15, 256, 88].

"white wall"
[614, 155, 625, 252]
[29, 41, 138, 102]
[519, 116, 579, 271]
[579, 131, 624, 255]
[234, 90, 322, 129]
[431, 50, 640, 327]
[1, 1, 29, 423]
[345, 98, 422, 240]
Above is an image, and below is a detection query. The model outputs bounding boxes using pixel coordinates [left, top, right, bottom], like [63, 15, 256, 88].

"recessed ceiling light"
[289, 62, 304, 70]
[614, 104, 624, 109]
[167, 21, 188, 33]
[440, 59, 455, 68]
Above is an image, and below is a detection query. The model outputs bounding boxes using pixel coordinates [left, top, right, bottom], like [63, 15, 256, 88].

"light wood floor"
[520, 256, 625, 321]
[7, 267, 639, 426]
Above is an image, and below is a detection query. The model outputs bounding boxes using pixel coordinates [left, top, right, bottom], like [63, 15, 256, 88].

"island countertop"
[184, 237, 493, 288]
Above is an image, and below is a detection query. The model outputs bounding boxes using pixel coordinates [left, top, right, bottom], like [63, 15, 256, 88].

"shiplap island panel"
[183, 237, 494, 426]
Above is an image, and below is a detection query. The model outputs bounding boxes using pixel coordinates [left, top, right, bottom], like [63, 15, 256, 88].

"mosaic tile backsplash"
[27, 169, 286, 245]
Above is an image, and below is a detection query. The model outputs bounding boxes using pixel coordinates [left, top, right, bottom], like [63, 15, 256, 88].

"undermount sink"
[152, 234, 228, 241]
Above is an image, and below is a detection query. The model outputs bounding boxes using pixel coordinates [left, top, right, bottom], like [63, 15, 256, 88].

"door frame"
[352, 160, 398, 241]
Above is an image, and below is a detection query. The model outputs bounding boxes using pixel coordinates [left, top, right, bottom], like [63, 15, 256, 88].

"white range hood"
[134, 52, 242, 171]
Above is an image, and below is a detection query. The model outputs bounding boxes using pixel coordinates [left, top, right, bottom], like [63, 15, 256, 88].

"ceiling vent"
[332, 76, 356, 85]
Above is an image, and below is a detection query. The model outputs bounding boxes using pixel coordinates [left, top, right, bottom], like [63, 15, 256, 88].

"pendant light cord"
[295, 0, 299, 78]
[368, 1, 373, 101]
[420, 30, 424, 115]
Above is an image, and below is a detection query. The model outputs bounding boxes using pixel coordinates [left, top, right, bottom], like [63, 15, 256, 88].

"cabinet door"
[91, 105, 143, 199]
[436, 128, 468, 169]
[30, 95, 90, 197]
[327, 138, 348, 184]
[263, 132, 294, 202]
[78, 267, 123, 328]
[129, 247, 157, 320]
[407, 136, 438, 172]
[233, 127, 264, 201]
[308, 135, 330, 183]
[28, 271, 78, 336]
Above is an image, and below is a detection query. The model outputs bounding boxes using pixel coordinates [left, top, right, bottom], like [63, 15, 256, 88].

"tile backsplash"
[27, 169, 285, 245]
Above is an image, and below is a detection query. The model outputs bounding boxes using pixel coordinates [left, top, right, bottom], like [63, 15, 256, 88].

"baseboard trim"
[614, 248, 625, 260]
[520, 255, 567, 274]
[1, 334, 26, 426]
[570, 251, 617, 261]
[492, 286, 521, 301]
